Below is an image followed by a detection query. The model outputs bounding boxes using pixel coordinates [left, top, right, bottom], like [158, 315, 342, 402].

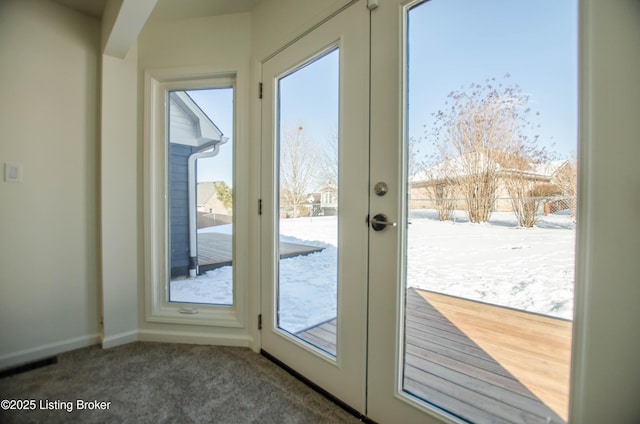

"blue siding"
[169, 143, 198, 277]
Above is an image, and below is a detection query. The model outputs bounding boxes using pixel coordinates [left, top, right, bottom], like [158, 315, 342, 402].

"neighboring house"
[410, 155, 574, 212]
[280, 192, 319, 218]
[197, 181, 232, 228]
[319, 185, 338, 216]
[279, 188, 337, 218]
[168, 91, 227, 277]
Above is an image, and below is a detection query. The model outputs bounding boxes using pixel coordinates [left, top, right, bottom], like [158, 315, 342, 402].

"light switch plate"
[4, 163, 23, 183]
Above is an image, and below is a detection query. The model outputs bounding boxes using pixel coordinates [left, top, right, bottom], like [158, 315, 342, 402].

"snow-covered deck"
[197, 232, 324, 272]
[297, 288, 571, 424]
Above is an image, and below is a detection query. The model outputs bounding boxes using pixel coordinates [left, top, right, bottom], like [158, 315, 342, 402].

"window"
[167, 88, 234, 307]
[144, 67, 245, 327]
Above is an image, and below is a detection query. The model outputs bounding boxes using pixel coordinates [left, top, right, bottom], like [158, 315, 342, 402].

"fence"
[280, 203, 338, 218]
[197, 211, 232, 229]
[410, 195, 577, 217]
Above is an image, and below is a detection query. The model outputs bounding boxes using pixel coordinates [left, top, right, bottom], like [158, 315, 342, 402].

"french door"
[263, 1, 576, 423]
[260, 0, 370, 412]
[260, 0, 430, 420]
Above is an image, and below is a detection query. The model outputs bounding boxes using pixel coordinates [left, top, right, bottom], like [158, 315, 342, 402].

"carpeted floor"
[0, 342, 363, 423]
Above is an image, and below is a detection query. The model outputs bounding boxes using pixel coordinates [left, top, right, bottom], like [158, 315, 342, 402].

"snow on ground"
[407, 210, 575, 320]
[171, 211, 576, 333]
[169, 224, 234, 306]
[170, 266, 233, 306]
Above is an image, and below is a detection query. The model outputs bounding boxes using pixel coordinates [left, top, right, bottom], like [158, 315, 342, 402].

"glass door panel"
[402, 0, 577, 422]
[277, 49, 340, 356]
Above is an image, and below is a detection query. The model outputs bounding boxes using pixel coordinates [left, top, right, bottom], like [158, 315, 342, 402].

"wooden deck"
[297, 288, 572, 424]
[198, 232, 324, 272]
[295, 318, 337, 356]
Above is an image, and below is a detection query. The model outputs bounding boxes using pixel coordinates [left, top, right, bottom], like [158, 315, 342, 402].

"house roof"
[410, 156, 466, 183]
[197, 181, 220, 207]
[197, 181, 231, 215]
[411, 154, 570, 184]
[531, 160, 570, 178]
[169, 91, 226, 150]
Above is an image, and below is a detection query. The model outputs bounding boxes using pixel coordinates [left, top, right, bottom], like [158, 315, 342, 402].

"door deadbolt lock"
[370, 213, 397, 231]
[374, 182, 388, 196]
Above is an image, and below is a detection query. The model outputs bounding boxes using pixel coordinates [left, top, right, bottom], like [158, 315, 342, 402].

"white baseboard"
[101, 330, 139, 349]
[0, 334, 101, 371]
[138, 329, 251, 347]
[0, 331, 253, 371]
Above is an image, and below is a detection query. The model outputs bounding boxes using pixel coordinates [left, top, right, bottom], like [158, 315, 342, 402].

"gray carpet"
[0, 342, 363, 423]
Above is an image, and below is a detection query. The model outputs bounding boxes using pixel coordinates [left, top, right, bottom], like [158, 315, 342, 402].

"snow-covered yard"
[407, 209, 575, 320]
[171, 210, 575, 333]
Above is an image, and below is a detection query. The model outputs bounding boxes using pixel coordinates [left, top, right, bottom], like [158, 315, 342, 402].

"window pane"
[167, 88, 234, 306]
[403, 1, 577, 422]
[277, 48, 339, 357]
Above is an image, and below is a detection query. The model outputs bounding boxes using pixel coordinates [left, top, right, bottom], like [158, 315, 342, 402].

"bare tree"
[502, 157, 547, 227]
[280, 125, 318, 218]
[429, 75, 546, 223]
[317, 127, 338, 190]
[415, 144, 457, 221]
[552, 156, 578, 217]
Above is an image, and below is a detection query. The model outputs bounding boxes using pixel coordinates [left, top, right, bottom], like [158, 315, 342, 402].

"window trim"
[144, 66, 245, 327]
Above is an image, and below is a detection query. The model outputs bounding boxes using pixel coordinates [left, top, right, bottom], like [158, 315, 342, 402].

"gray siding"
[169, 143, 198, 277]
[169, 96, 198, 146]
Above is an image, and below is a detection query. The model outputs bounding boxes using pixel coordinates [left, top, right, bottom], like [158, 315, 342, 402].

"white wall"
[138, 13, 251, 69]
[0, 0, 101, 368]
[100, 44, 140, 348]
[571, 0, 640, 422]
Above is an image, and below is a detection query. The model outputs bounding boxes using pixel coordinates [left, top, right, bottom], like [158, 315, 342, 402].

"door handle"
[370, 214, 397, 231]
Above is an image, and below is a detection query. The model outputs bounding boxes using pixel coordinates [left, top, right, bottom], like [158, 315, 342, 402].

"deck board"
[294, 319, 337, 356]
[417, 290, 572, 421]
[197, 232, 323, 271]
[296, 288, 571, 423]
